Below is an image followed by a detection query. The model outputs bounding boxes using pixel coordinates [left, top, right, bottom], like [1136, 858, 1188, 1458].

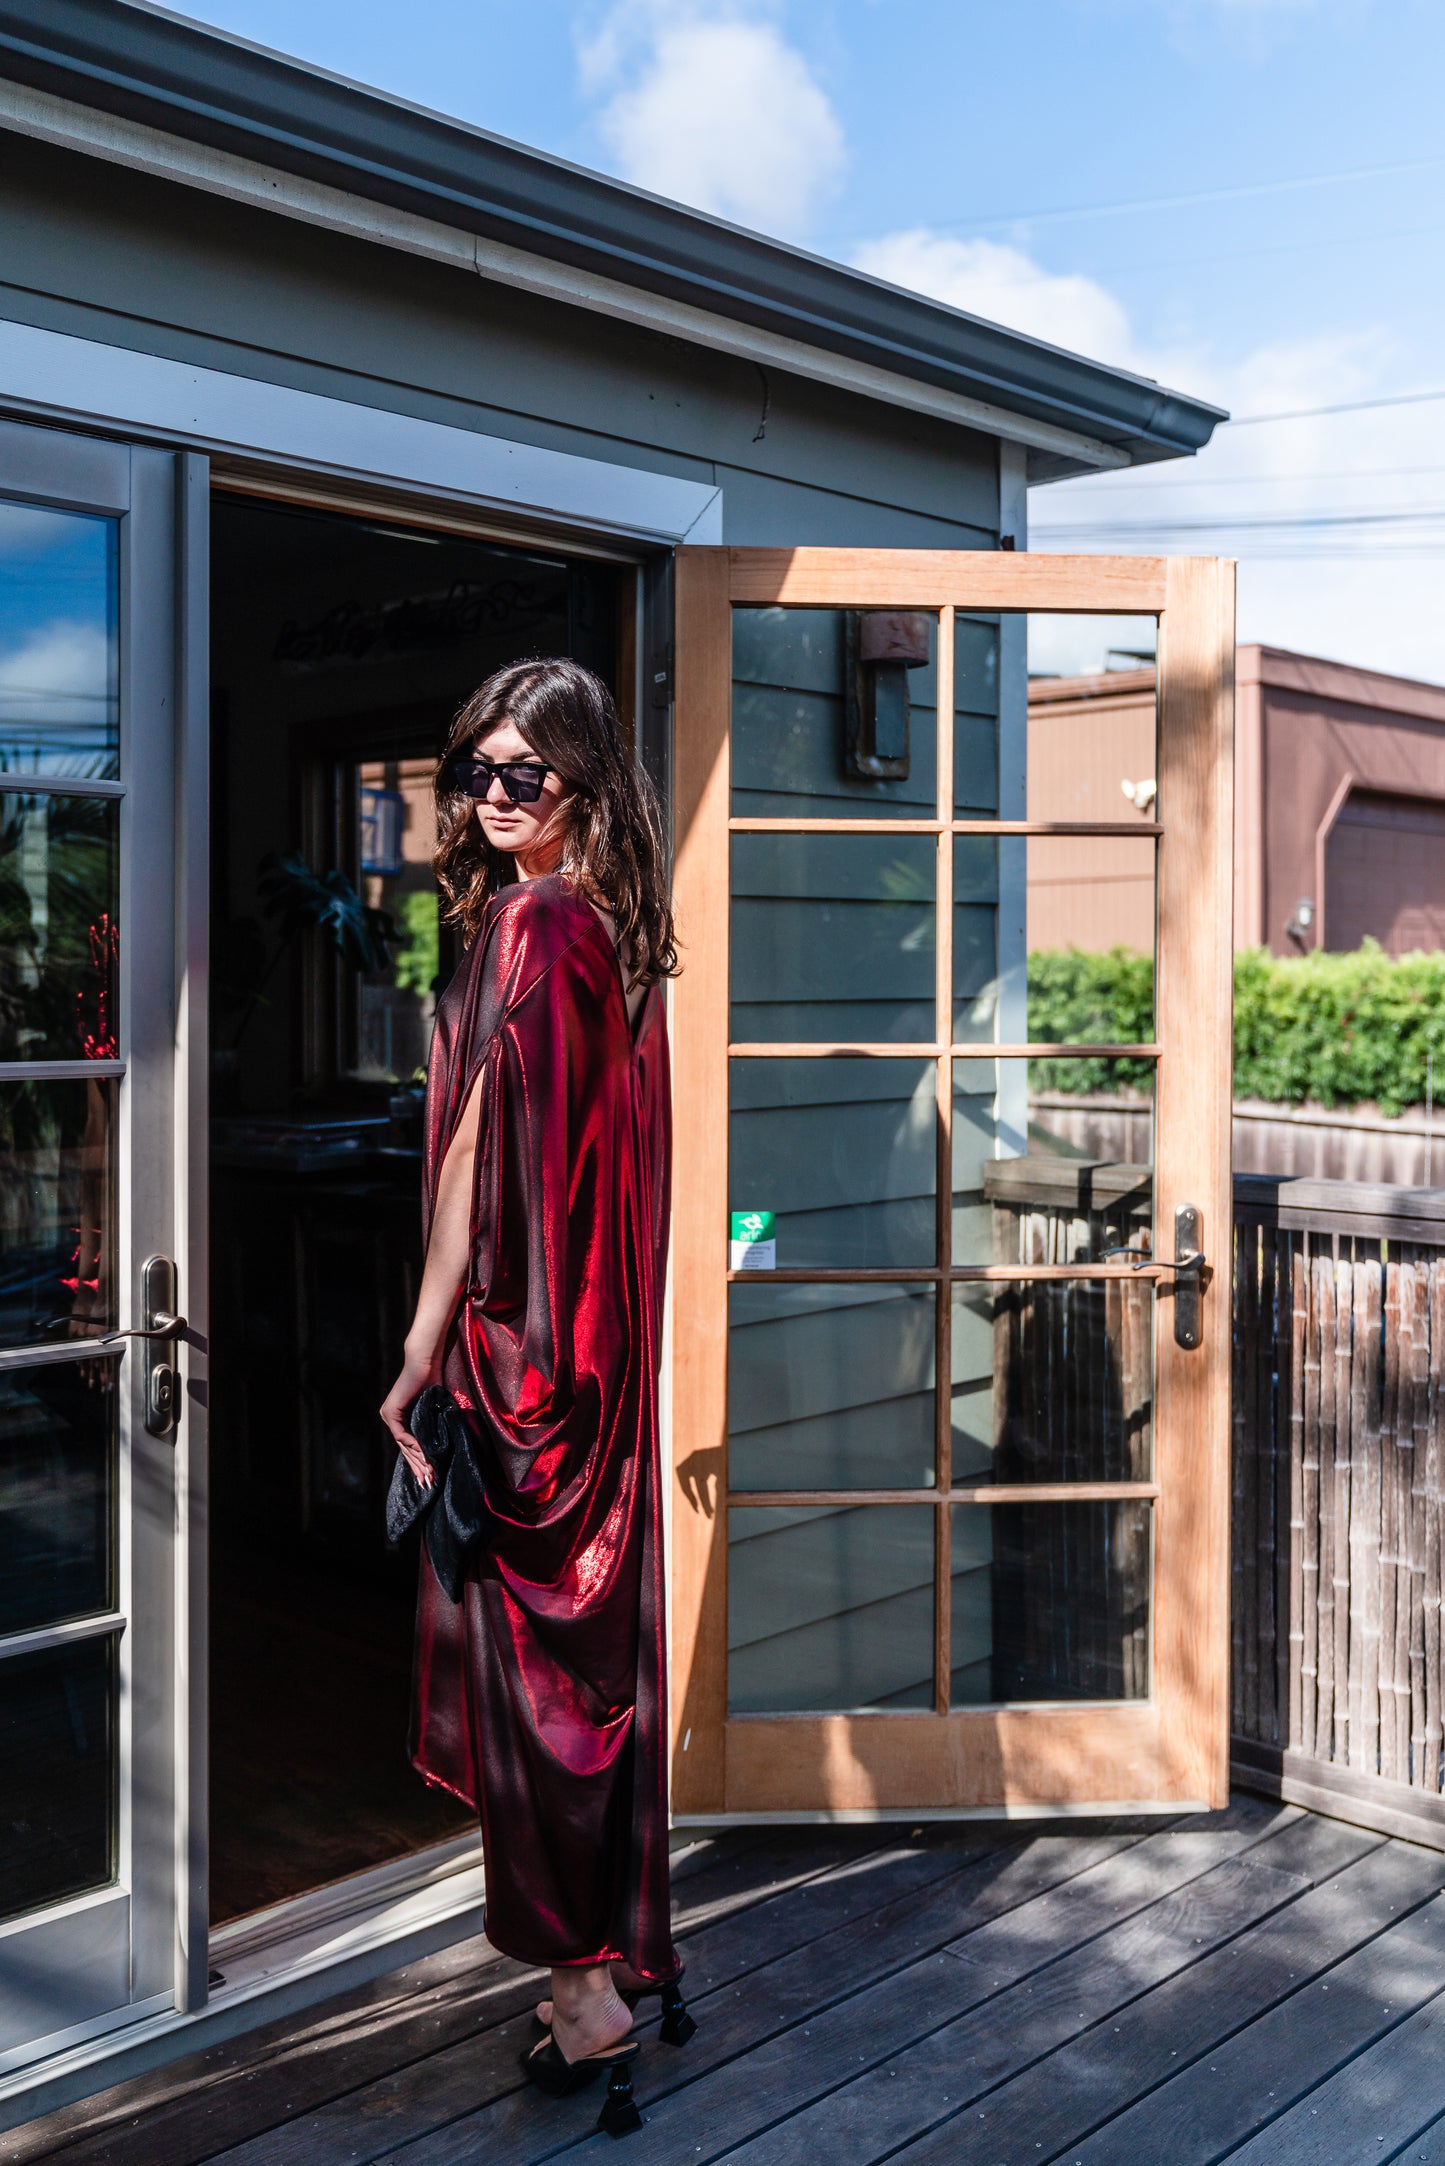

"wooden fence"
[1031, 1090, 1445, 1186]
[1231, 1175, 1445, 1848]
[984, 1156, 1445, 1846]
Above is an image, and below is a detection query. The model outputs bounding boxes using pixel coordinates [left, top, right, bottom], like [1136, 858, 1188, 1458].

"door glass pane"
[0, 503, 118, 780]
[0, 1359, 117, 1634]
[1024, 615, 1159, 820]
[729, 1504, 934, 1710]
[954, 835, 1156, 1045]
[0, 1077, 116, 1345]
[352, 755, 440, 1084]
[954, 612, 1000, 814]
[730, 1283, 935, 1491]
[0, 1633, 116, 1921]
[952, 1281, 1153, 1484]
[951, 1501, 1151, 1704]
[0, 790, 119, 1061]
[954, 1058, 1154, 1265]
[731, 606, 938, 819]
[730, 1057, 934, 1268]
[732, 833, 934, 1043]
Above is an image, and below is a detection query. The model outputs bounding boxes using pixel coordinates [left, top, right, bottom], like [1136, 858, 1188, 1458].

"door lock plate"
[1174, 1205, 1204, 1350]
[141, 1254, 181, 1440]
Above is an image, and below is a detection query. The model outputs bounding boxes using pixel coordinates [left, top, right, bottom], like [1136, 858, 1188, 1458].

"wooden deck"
[12, 1794, 1445, 2165]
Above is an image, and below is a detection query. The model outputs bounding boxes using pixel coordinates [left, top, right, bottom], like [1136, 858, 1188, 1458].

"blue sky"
[171, 0, 1445, 678]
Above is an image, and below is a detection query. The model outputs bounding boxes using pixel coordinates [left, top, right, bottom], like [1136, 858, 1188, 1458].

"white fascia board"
[0, 316, 723, 544]
[0, 78, 1129, 477]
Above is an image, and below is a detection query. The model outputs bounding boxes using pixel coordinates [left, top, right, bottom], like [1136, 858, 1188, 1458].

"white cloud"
[0, 620, 112, 724]
[852, 222, 1445, 682]
[580, 5, 845, 238]
[852, 230, 1143, 375]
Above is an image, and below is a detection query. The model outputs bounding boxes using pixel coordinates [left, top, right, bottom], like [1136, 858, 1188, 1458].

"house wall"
[1027, 648, 1445, 960]
[0, 131, 1002, 549]
[1246, 646, 1445, 957]
[1026, 669, 1157, 953]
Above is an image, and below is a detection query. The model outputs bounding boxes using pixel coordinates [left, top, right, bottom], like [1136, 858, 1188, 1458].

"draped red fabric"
[409, 873, 676, 1980]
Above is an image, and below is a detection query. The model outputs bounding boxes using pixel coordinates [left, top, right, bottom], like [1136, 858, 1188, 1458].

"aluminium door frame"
[670, 545, 1236, 1822]
[0, 417, 190, 2074]
[0, 336, 712, 2129]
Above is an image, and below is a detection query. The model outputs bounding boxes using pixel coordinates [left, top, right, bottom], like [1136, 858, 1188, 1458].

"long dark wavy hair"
[433, 658, 678, 987]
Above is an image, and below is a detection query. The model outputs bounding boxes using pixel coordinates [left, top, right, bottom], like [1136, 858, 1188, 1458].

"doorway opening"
[207, 491, 632, 1925]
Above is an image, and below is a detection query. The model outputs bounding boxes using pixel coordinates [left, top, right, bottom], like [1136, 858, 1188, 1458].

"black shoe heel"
[519, 2032, 638, 2108]
[657, 1979, 697, 2049]
[598, 2056, 643, 2139]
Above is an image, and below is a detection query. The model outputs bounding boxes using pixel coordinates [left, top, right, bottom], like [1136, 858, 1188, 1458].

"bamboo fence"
[1232, 1175, 1445, 1841]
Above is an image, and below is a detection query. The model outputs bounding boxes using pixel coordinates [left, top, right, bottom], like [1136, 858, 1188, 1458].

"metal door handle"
[1105, 1207, 1206, 1349]
[105, 1312, 187, 1344]
[101, 1256, 183, 1437]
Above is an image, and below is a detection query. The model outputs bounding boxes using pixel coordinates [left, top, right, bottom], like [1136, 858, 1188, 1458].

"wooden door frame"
[669, 546, 1235, 1821]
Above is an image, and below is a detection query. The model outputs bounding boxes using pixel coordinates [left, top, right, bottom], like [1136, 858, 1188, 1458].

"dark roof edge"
[0, 0, 1228, 464]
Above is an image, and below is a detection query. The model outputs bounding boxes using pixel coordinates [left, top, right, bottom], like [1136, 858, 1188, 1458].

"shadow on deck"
[9, 1793, 1445, 2165]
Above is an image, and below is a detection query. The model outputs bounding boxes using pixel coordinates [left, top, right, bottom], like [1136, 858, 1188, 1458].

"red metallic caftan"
[409, 872, 675, 1979]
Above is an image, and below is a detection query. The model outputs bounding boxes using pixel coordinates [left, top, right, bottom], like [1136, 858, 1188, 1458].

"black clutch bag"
[385, 1384, 487, 1602]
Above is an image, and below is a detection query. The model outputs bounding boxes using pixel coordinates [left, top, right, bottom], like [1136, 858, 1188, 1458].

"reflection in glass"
[353, 755, 440, 1083]
[729, 1504, 934, 1711]
[953, 1059, 1153, 1266]
[731, 607, 938, 820]
[730, 1058, 934, 1267]
[0, 1633, 116, 1921]
[0, 791, 119, 1060]
[951, 1501, 1151, 1704]
[952, 836, 1156, 1046]
[952, 1280, 1153, 1485]
[0, 1359, 117, 1634]
[954, 613, 1001, 815]
[0, 502, 118, 778]
[730, 1283, 935, 1491]
[731, 832, 934, 1043]
[0, 1078, 115, 1344]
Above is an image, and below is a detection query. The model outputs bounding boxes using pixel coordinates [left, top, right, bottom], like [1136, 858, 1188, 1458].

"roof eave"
[0, 0, 1228, 468]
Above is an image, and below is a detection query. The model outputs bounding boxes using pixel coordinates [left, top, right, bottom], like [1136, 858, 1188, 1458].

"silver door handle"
[103, 1312, 187, 1344]
[101, 1257, 184, 1437]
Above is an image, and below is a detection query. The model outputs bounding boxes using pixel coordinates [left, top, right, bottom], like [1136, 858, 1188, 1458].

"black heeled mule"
[518, 2032, 642, 2139]
[531, 1966, 697, 2050]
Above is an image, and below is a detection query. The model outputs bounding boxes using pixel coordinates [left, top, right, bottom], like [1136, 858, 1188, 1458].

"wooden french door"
[668, 547, 1234, 1818]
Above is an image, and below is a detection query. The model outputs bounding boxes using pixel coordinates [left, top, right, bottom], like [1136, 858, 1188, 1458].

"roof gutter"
[0, 0, 1227, 470]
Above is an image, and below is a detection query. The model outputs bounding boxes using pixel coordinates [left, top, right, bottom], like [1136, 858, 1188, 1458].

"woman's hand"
[380, 1342, 443, 1484]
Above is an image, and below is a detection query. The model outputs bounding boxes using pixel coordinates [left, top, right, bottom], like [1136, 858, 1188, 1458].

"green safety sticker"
[729, 1210, 777, 1269]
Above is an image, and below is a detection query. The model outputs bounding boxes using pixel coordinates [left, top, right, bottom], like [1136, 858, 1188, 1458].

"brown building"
[1028, 645, 1445, 955]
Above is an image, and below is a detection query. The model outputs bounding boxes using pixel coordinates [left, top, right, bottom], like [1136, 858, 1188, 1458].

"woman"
[380, 658, 686, 2130]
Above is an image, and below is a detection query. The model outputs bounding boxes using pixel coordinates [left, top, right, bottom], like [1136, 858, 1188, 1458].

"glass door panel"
[0, 419, 191, 2067]
[672, 547, 1234, 1817]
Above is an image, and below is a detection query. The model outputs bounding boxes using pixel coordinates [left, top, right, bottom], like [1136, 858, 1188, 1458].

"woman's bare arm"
[380, 1076, 483, 1479]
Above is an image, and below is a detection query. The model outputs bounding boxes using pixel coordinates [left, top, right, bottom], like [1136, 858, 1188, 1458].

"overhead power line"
[822, 149, 1445, 247]
[1228, 388, 1445, 427]
[1037, 506, 1445, 540]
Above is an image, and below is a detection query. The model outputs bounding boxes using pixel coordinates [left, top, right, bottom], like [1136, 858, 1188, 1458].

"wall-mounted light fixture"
[845, 610, 931, 780]
[1285, 896, 1316, 947]
[1121, 777, 1157, 814]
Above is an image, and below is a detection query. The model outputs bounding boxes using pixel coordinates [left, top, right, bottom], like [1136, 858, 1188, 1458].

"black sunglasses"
[454, 757, 556, 804]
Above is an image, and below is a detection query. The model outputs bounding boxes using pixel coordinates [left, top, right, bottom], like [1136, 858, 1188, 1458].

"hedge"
[1028, 940, 1445, 1118]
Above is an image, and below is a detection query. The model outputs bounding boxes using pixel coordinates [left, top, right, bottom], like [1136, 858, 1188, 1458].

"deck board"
[10, 1802, 1445, 2166]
